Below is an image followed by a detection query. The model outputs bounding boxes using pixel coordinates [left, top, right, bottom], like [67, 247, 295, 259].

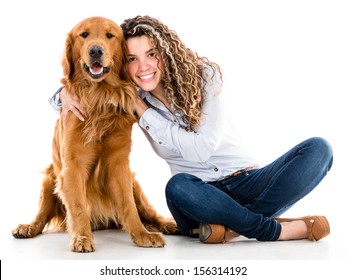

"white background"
[0, 0, 345, 277]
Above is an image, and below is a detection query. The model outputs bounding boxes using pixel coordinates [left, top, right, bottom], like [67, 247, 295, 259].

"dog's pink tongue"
[91, 62, 103, 74]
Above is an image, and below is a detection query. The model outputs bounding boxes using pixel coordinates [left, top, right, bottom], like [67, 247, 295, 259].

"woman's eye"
[128, 57, 136, 62]
[148, 52, 156, 58]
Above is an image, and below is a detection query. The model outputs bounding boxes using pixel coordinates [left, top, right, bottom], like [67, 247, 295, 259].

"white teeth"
[139, 73, 154, 80]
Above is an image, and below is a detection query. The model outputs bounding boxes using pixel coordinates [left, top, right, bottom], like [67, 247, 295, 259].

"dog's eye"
[80, 32, 89, 38]
[106, 33, 114, 39]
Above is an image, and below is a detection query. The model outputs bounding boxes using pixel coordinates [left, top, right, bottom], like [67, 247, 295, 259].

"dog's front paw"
[12, 224, 40, 238]
[70, 235, 95, 253]
[132, 231, 166, 248]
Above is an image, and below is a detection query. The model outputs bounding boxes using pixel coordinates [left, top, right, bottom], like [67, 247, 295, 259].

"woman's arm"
[49, 87, 86, 126]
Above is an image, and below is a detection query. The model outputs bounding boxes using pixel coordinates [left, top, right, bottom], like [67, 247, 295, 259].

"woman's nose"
[138, 59, 150, 71]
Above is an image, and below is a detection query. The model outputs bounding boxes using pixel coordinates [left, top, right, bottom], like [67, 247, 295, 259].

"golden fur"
[12, 17, 177, 252]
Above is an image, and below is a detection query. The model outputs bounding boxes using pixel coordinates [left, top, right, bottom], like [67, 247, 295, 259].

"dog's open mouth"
[84, 62, 110, 79]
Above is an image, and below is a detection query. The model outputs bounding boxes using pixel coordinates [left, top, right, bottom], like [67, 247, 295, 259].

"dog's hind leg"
[132, 177, 178, 235]
[12, 164, 63, 238]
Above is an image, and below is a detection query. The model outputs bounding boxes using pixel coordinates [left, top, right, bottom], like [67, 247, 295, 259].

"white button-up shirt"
[137, 70, 258, 182]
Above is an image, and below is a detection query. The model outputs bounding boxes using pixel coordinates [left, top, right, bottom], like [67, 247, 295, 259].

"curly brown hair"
[121, 15, 223, 132]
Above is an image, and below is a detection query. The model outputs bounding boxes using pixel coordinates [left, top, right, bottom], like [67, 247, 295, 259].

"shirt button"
[214, 168, 219, 172]
[145, 126, 150, 130]
[159, 141, 162, 144]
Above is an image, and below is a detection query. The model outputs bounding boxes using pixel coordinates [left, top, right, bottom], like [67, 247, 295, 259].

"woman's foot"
[276, 215, 330, 241]
[199, 223, 240, 244]
[199, 224, 225, 243]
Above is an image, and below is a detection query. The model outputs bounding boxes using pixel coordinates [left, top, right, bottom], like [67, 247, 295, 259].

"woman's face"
[126, 35, 164, 95]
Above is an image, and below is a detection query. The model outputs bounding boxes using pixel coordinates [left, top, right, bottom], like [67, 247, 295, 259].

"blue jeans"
[165, 137, 333, 241]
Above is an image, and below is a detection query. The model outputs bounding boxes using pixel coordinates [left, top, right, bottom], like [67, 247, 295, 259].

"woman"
[50, 15, 333, 243]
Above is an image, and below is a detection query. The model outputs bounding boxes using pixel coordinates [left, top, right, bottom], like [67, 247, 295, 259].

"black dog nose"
[89, 45, 104, 59]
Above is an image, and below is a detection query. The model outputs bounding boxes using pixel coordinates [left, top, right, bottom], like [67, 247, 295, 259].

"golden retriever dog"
[12, 16, 177, 252]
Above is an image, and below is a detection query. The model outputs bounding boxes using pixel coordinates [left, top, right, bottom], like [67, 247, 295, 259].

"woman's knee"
[309, 137, 333, 168]
[165, 173, 198, 199]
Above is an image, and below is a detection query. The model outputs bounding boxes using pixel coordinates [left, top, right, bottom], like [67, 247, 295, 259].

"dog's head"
[62, 16, 128, 83]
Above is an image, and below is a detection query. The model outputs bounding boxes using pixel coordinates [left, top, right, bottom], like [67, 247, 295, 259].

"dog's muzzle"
[83, 45, 110, 79]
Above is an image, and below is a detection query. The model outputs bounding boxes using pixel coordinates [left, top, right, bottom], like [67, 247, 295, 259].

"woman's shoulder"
[201, 64, 214, 76]
[201, 64, 222, 95]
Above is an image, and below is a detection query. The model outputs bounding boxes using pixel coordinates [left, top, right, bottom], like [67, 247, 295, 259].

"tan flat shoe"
[199, 223, 226, 244]
[275, 215, 330, 241]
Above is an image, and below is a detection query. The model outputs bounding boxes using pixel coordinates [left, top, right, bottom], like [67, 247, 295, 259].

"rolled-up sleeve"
[48, 86, 63, 112]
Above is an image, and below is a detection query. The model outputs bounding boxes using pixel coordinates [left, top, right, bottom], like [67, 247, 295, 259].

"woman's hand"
[60, 87, 86, 126]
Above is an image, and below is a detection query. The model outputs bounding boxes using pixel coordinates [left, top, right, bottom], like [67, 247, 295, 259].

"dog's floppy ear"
[61, 32, 74, 80]
[119, 39, 131, 81]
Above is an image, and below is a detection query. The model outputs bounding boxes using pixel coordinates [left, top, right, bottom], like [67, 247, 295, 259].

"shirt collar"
[138, 88, 171, 112]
